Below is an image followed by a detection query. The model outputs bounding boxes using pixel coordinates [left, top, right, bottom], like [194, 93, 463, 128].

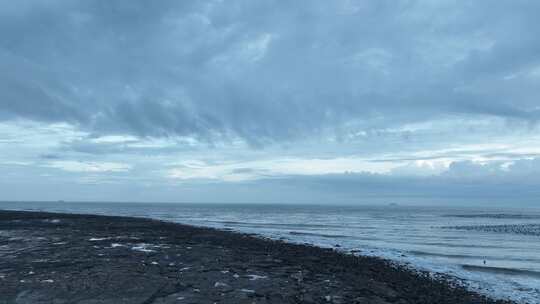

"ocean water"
[1, 201, 539, 303]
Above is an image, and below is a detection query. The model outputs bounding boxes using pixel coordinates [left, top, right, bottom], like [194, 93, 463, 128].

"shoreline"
[0, 210, 514, 304]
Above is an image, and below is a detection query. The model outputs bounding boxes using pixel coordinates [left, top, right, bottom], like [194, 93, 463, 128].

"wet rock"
[0, 210, 515, 304]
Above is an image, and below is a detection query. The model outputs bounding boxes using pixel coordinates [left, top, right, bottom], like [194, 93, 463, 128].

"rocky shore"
[0, 210, 514, 304]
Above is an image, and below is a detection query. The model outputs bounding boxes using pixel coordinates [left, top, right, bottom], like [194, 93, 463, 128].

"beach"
[0, 210, 514, 304]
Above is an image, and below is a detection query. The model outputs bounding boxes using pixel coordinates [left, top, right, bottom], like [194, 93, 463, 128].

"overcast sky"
[1, 0, 540, 205]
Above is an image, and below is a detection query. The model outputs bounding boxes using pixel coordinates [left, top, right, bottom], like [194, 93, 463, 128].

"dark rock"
[0, 210, 515, 304]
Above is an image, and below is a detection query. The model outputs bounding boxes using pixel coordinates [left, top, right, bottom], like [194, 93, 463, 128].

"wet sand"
[0, 210, 514, 304]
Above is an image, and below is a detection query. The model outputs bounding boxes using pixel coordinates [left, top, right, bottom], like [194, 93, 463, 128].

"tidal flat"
[0, 210, 514, 304]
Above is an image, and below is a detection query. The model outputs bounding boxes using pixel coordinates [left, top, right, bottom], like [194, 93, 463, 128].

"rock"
[0, 210, 513, 304]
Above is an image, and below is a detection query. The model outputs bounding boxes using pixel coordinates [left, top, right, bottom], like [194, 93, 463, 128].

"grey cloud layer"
[3, 157, 539, 205]
[2, 0, 540, 145]
[257, 158, 540, 205]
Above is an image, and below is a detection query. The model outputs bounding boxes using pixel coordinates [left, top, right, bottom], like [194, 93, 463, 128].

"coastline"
[0, 210, 514, 304]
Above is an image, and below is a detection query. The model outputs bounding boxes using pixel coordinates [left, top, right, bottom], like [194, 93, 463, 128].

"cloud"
[46, 160, 132, 173]
[1, 1, 540, 204]
[1, 0, 540, 146]
[252, 157, 540, 203]
[166, 157, 397, 182]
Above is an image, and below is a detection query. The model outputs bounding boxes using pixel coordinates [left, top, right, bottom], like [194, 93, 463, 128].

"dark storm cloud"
[1, 0, 540, 145]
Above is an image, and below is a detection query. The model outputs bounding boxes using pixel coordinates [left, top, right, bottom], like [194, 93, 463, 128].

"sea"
[1, 201, 539, 303]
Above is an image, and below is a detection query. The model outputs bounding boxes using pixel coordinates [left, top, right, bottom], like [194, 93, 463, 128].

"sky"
[1, 0, 540, 206]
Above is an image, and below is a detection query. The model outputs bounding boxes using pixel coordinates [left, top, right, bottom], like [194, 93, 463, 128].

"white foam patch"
[240, 289, 255, 293]
[214, 282, 228, 288]
[131, 243, 156, 253]
[43, 219, 61, 224]
[89, 237, 111, 241]
[247, 274, 267, 280]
